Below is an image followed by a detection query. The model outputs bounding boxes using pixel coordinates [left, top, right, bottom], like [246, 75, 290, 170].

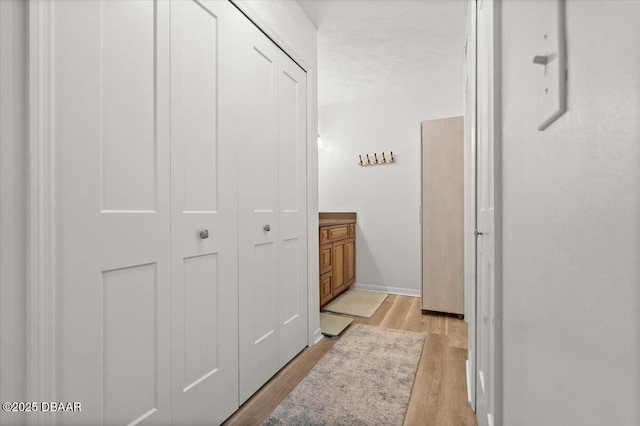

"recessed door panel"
[102, 263, 159, 426]
[100, 0, 157, 212]
[281, 238, 300, 326]
[183, 254, 219, 391]
[253, 242, 277, 344]
[278, 69, 300, 212]
[172, 0, 219, 213]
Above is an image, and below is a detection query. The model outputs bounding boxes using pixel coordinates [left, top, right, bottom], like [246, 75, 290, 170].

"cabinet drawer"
[320, 227, 330, 244]
[349, 223, 355, 238]
[328, 225, 349, 241]
[319, 243, 332, 274]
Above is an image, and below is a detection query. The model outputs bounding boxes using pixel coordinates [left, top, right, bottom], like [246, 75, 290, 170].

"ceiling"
[296, 0, 468, 106]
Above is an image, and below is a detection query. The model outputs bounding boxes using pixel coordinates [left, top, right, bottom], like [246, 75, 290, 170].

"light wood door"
[345, 239, 355, 285]
[320, 272, 333, 307]
[320, 243, 332, 275]
[53, 1, 171, 424]
[421, 116, 464, 315]
[476, 0, 498, 424]
[332, 241, 346, 295]
[170, 1, 241, 423]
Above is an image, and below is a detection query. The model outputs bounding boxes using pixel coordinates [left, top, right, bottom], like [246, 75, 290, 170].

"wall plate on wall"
[535, 0, 567, 131]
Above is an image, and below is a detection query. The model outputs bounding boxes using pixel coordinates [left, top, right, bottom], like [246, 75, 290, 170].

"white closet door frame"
[27, 2, 57, 424]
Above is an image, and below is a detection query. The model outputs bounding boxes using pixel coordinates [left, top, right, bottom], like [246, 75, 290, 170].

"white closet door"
[237, 19, 281, 404]
[54, 1, 171, 425]
[170, 1, 240, 424]
[237, 21, 309, 402]
[277, 51, 308, 367]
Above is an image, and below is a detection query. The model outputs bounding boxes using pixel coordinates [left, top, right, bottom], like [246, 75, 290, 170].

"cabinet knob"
[200, 229, 209, 239]
[263, 224, 271, 232]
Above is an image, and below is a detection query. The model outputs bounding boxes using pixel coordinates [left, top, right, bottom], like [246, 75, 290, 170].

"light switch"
[534, 0, 567, 131]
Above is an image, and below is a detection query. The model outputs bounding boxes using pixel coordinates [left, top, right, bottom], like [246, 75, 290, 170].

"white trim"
[466, 359, 472, 404]
[312, 328, 323, 345]
[27, 1, 56, 424]
[230, 0, 311, 72]
[352, 283, 420, 298]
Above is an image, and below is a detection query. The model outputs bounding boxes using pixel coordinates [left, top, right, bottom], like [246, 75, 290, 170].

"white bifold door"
[53, 1, 174, 424]
[51, 0, 307, 425]
[169, 1, 244, 425]
[236, 16, 309, 403]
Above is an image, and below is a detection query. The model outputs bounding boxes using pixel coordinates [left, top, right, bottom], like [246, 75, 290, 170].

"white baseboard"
[466, 359, 472, 404]
[312, 327, 323, 345]
[352, 283, 420, 298]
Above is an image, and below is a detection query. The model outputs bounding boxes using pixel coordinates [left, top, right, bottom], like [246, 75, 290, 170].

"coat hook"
[374, 153, 378, 164]
[366, 154, 371, 164]
[358, 154, 363, 166]
[390, 151, 394, 162]
[382, 152, 386, 163]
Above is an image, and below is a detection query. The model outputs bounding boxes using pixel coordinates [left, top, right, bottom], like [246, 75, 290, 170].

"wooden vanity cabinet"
[318, 214, 356, 307]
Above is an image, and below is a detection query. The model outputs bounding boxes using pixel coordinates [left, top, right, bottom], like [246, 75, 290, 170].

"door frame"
[464, 0, 478, 412]
[27, 2, 57, 424]
[472, 0, 503, 424]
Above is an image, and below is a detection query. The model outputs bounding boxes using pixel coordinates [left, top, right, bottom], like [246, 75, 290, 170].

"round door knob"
[263, 224, 271, 232]
[200, 229, 209, 239]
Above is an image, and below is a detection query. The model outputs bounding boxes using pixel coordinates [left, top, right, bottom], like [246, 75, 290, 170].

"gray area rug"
[262, 324, 425, 426]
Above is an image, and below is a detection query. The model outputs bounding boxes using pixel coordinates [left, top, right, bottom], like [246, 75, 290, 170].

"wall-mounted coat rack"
[358, 151, 395, 166]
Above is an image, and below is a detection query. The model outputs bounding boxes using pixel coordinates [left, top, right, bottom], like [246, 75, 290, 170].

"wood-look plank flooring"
[223, 295, 478, 426]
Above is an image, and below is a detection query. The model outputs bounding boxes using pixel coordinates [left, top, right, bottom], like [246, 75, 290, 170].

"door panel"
[54, 1, 171, 424]
[237, 20, 280, 403]
[277, 51, 308, 367]
[345, 239, 355, 285]
[170, 0, 240, 423]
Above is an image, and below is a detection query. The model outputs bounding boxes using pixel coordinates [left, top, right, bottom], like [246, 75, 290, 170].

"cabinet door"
[170, 1, 241, 423]
[320, 272, 333, 306]
[345, 239, 356, 286]
[320, 243, 332, 274]
[332, 241, 346, 296]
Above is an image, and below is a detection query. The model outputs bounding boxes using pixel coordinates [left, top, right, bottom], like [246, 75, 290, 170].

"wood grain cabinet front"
[320, 272, 333, 306]
[320, 243, 332, 275]
[319, 216, 356, 307]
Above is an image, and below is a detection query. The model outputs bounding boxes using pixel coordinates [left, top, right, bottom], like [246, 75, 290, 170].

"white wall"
[501, 1, 640, 425]
[0, 2, 27, 425]
[231, 0, 321, 344]
[319, 88, 462, 296]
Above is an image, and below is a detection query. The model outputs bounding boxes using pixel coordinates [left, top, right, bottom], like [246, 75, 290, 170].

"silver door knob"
[200, 229, 209, 239]
[263, 224, 271, 232]
[475, 229, 484, 237]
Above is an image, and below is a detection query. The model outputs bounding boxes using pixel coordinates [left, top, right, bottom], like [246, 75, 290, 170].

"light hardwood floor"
[223, 295, 478, 426]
